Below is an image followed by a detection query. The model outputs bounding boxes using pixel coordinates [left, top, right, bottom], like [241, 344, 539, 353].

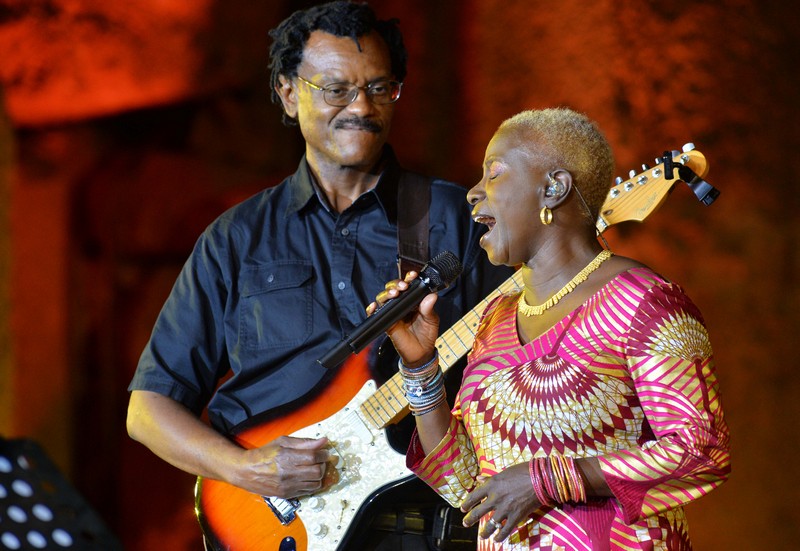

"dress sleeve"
[406, 414, 480, 508]
[598, 282, 731, 523]
[404, 294, 512, 507]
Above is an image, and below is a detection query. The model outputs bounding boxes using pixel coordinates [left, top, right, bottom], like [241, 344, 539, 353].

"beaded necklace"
[517, 249, 613, 317]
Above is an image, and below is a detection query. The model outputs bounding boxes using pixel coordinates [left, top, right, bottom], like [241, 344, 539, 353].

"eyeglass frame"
[295, 75, 403, 107]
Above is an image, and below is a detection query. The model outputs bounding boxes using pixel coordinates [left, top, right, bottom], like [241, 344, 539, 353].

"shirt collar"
[285, 146, 402, 226]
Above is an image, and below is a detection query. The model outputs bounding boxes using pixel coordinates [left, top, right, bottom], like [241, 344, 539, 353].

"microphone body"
[317, 251, 462, 370]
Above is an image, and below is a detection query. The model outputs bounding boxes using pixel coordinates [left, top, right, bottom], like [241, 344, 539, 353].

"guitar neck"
[359, 270, 524, 429]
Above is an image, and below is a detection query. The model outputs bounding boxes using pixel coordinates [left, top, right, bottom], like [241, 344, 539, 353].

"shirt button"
[267, 274, 275, 283]
[341, 228, 350, 236]
[338, 281, 346, 290]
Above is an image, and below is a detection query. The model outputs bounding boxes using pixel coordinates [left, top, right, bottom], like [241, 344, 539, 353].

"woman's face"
[467, 127, 549, 267]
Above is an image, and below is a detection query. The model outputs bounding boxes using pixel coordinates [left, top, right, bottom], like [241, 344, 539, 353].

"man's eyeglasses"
[296, 76, 402, 107]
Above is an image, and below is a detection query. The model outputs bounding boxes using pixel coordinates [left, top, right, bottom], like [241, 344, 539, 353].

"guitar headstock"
[596, 144, 712, 234]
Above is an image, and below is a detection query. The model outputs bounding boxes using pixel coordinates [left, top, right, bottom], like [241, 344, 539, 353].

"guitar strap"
[396, 171, 431, 277]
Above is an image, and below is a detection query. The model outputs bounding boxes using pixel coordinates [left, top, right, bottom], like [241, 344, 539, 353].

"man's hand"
[235, 436, 334, 498]
[127, 391, 337, 499]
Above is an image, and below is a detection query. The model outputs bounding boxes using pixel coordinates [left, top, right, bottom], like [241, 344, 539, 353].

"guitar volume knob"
[307, 496, 325, 511]
[310, 523, 328, 538]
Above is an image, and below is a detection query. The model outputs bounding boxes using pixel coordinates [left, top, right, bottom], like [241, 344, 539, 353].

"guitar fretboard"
[359, 270, 524, 429]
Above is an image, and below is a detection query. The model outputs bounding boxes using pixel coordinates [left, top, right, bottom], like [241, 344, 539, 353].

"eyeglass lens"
[324, 81, 401, 106]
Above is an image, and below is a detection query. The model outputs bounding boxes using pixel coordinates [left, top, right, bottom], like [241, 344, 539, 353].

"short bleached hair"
[499, 107, 614, 222]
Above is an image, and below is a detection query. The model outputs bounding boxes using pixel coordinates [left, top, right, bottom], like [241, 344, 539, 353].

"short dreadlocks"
[268, 1, 408, 126]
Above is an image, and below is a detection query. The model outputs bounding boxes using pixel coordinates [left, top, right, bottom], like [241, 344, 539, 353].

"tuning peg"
[614, 176, 623, 185]
[641, 164, 650, 171]
[629, 169, 636, 178]
[682, 143, 695, 152]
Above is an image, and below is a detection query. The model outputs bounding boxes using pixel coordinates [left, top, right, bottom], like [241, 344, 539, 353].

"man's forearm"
[126, 390, 242, 483]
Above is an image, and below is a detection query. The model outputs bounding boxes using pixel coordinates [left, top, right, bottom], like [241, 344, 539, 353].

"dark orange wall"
[0, 97, 11, 431]
[0, 0, 285, 125]
[1, 1, 798, 549]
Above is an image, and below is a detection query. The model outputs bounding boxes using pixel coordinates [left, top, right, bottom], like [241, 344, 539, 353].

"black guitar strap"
[396, 171, 431, 277]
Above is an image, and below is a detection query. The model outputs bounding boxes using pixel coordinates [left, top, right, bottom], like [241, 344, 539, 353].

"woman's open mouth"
[472, 214, 496, 231]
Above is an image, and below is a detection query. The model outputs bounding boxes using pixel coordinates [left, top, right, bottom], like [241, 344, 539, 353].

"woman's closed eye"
[488, 161, 505, 180]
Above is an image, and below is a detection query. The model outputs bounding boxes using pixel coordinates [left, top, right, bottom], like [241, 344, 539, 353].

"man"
[126, 2, 512, 550]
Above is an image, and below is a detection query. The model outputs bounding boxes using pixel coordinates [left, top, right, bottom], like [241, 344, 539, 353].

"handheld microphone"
[317, 251, 463, 370]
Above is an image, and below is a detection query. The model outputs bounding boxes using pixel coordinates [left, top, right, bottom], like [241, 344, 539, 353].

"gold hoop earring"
[540, 206, 553, 225]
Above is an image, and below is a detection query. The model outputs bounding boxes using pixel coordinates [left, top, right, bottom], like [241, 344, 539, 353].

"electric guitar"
[196, 145, 714, 551]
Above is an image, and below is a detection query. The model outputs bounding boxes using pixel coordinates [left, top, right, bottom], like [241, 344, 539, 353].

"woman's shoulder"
[604, 256, 671, 290]
[470, 293, 518, 344]
[483, 291, 521, 320]
[469, 292, 520, 356]
[598, 258, 703, 320]
[583, 257, 678, 317]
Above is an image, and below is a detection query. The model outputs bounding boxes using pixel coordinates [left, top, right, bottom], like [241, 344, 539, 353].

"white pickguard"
[265, 380, 412, 549]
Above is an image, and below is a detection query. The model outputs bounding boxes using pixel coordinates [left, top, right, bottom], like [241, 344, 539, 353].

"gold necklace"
[518, 250, 613, 317]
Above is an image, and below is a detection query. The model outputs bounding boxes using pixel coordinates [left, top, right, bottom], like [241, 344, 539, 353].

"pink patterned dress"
[407, 268, 731, 550]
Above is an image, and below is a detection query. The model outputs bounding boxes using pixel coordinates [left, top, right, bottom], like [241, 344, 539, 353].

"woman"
[370, 108, 731, 550]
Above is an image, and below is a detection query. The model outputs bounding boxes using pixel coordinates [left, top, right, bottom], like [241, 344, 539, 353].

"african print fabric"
[407, 268, 730, 550]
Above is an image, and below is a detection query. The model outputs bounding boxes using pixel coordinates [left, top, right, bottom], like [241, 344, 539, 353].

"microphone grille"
[422, 251, 463, 291]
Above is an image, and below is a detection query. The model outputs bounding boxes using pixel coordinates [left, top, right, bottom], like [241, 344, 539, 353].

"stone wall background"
[1, 1, 798, 549]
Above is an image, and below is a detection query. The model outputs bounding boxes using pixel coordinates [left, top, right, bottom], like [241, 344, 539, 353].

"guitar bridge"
[263, 496, 300, 525]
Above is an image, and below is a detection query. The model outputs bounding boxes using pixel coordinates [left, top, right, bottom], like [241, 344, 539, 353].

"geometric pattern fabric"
[408, 268, 731, 550]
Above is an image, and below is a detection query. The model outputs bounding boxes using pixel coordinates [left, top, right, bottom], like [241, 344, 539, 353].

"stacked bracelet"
[399, 354, 447, 416]
[529, 456, 586, 505]
[529, 458, 555, 507]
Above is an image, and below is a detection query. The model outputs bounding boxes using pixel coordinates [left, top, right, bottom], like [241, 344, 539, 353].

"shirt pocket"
[238, 261, 313, 350]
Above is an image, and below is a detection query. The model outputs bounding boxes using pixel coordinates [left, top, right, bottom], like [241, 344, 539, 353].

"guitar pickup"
[263, 496, 300, 525]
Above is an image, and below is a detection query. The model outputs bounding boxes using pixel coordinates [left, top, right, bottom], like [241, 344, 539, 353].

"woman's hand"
[367, 271, 439, 368]
[460, 462, 540, 542]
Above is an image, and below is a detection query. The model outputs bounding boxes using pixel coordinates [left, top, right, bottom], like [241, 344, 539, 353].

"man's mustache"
[334, 117, 382, 133]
